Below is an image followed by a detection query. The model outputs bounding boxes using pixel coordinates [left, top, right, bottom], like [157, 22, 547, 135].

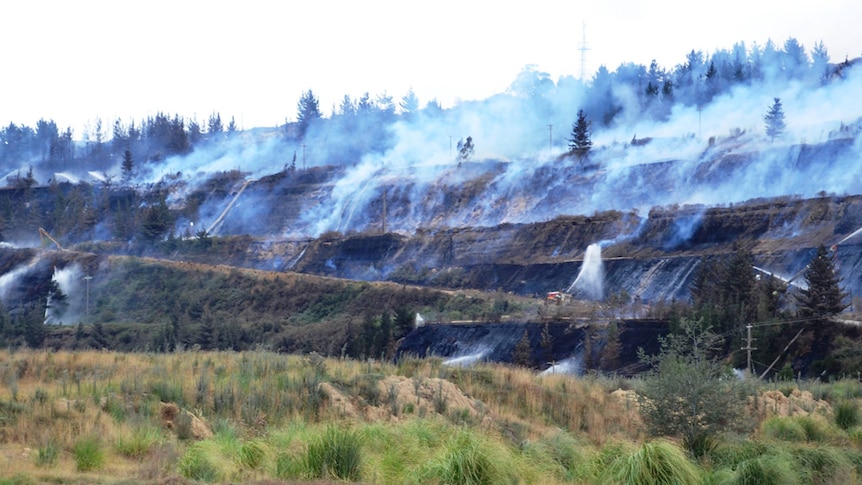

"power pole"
[302, 144, 307, 170]
[548, 124, 553, 154]
[741, 324, 757, 377]
[578, 22, 591, 81]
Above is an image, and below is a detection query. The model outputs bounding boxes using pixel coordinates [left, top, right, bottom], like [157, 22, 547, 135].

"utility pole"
[548, 124, 553, 155]
[302, 144, 307, 170]
[741, 324, 757, 377]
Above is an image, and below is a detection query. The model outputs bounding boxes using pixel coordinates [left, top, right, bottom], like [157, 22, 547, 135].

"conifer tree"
[296, 89, 322, 138]
[513, 329, 533, 368]
[568, 109, 592, 159]
[763, 97, 786, 142]
[797, 244, 848, 318]
[121, 149, 134, 186]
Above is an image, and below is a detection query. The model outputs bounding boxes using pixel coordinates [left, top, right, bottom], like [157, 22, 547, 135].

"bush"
[602, 440, 701, 485]
[304, 426, 362, 481]
[638, 318, 749, 454]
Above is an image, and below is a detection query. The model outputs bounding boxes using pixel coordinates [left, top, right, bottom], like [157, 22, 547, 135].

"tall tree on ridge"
[568, 109, 592, 160]
[296, 89, 322, 138]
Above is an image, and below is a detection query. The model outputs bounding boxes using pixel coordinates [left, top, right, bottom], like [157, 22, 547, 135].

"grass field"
[1, 348, 862, 484]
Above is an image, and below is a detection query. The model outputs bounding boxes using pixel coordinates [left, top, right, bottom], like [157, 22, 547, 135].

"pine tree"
[568, 109, 592, 159]
[296, 89, 322, 138]
[512, 329, 533, 368]
[797, 244, 848, 318]
[763, 97, 786, 142]
[121, 149, 134, 186]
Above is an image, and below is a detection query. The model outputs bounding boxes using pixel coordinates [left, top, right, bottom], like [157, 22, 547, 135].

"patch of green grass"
[761, 416, 807, 442]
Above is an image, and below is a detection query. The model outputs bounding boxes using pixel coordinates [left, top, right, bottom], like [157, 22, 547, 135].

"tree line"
[0, 36, 844, 185]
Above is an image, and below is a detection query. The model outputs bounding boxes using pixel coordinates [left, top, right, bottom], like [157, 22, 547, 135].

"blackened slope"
[397, 322, 586, 368]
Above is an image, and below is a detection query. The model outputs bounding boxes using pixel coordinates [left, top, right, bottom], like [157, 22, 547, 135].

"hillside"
[1, 51, 862, 380]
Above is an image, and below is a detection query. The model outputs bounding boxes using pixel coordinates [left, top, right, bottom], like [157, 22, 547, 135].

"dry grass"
[0, 348, 644, 483]
[2, 348, 860, 484]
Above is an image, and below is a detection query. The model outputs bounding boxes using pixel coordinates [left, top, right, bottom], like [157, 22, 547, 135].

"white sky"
[1, 0, 860, 137]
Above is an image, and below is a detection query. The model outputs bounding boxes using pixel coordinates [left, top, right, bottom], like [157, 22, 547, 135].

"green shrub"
[73, 435, 105, 472]
[834, 400, 860, 430]
[304, 426, 362, 481]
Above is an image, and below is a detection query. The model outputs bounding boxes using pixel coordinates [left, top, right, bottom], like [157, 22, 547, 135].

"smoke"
[13, 50, 861, 241]
[0, 258, 38, 302]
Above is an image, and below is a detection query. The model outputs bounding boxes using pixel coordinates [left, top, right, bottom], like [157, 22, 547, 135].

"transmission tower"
[578, 22, 591, 81]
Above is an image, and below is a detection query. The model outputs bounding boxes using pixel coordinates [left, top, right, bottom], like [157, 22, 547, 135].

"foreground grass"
[0, 349, 861, 484]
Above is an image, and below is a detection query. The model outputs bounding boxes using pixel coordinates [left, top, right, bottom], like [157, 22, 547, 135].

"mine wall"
[250, 194, 862, 303]
[396, 320, 668, 376]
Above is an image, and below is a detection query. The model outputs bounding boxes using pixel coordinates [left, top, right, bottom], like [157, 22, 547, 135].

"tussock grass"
[834, 400, 860, 430]
[761, 416, 808, 442]
[72, 435, 105, 472]
[420, 430, 513, 485]
[304, 425, 363, 481]
[114, 423, 163, 459]
[602, 440, 701, 485]
[722, 451, 801, 485]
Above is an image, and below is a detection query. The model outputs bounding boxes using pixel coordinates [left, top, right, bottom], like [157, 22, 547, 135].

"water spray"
[566, 243, 604, 299]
